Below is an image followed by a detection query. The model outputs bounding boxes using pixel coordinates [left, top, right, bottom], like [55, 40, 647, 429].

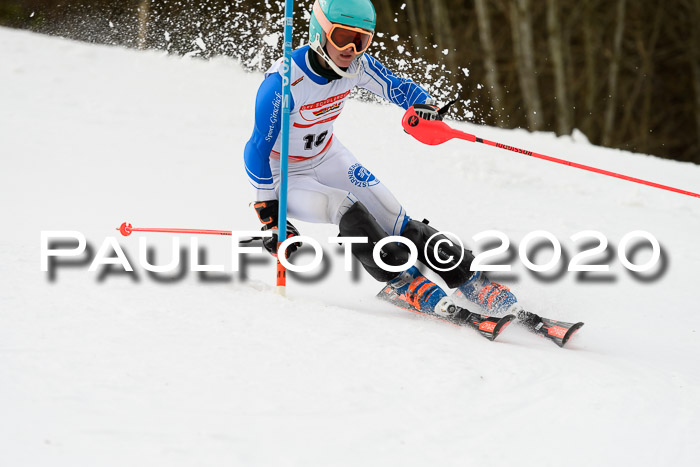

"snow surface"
[2, 27, 700, 467]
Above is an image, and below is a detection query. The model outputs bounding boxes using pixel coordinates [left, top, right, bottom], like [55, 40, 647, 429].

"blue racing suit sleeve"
[244, 72, 294, 201]
[358, 55, 432, 110]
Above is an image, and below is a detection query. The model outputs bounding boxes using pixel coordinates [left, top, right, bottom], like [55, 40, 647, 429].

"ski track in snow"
[1, 27, 699, 467]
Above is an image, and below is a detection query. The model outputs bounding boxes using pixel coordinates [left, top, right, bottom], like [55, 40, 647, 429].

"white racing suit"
[243, 46, 523, 320]
[243, 45, 431, 236]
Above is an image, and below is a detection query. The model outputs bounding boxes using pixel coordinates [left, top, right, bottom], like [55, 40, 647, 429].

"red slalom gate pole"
[276, 243, 286, 295]
[402, 107, 700, 199]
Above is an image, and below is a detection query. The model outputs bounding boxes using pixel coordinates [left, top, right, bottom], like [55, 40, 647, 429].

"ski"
[460, 310, 516, 342]
[452, 290, 584, 348]
[376, 285, 514, 341]
[518, 311, 584, 348]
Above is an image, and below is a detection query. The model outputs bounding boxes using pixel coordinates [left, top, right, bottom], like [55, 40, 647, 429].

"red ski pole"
[116, 222, 254, 242]
[117, 222, 231, 236]
[402, 107, 700, 199]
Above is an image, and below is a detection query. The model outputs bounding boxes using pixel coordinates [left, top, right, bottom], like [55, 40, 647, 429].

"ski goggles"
[313, 1, 374, 53]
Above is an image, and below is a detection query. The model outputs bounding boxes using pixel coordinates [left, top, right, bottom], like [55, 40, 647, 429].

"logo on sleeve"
[348, 163, 380, 187]
[265, 91, 282, 142]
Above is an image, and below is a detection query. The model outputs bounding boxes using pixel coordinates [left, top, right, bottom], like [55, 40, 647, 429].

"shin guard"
[338, 202, 410, 282]
[401, 219, 475, 289]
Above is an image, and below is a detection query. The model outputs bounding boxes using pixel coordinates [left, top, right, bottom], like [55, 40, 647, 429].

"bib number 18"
[303, 131, 329, 150]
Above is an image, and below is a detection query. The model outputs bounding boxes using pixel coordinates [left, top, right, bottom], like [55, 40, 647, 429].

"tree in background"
[1, 0, 698, 164]
[602, 0, 626, 147]
[137, 0, 149, 49]
[685, 0, 700, 160]
[546, 0, 571, 136]
[510, 0, 544, 131]
[474, 0, 506, 126]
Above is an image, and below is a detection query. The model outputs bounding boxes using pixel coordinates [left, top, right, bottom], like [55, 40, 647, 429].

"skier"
[244, 0, 541, 334]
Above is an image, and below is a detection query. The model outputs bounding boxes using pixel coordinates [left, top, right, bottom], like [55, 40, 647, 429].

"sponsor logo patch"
[265, 91, 282, 142]
[348, 163, 380, 187]
[299, 90, 350, 123]
[313, 102, 342, 117]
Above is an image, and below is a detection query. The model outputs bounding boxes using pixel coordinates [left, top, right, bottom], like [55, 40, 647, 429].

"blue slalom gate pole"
[277, 0, 294, 296]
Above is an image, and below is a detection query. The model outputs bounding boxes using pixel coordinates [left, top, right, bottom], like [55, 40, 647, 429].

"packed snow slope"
[2, 27, 700, 467]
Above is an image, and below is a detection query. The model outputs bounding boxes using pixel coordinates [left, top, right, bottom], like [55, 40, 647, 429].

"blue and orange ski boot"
[377, 267, 514, 341]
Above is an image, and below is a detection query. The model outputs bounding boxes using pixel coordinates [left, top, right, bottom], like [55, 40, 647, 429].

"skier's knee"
[331, 192, 358, 225]
[338, 202, 409, 282]
[401, 219, 475, 288]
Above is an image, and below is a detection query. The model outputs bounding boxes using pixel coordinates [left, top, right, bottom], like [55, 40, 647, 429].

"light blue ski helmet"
[309, 0, 377, 53]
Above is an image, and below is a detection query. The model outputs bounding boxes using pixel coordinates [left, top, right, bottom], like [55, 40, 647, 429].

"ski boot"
[386, 266, 454, 316]
[455, 270, 521, 316]
[454, 272, 583, 347]
[380, 267, 514, 341]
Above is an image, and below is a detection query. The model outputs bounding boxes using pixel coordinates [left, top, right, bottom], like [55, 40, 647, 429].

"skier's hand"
[263, 221, 301, 258]
[253, 200, 302, 258]
[413, 102, 443, 121]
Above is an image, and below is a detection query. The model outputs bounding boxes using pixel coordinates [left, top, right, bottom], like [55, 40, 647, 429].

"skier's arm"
[244, 73, 292, 201]
[357, 55, 432, 110]
[244, 73, 302, 258]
